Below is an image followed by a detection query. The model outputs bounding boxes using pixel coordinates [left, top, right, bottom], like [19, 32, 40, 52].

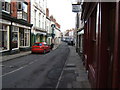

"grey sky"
[47, 0, 76, 32]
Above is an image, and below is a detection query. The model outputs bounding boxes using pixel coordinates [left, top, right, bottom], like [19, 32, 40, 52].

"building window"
[23, 12, 27, 20]
[34, 10, 37, 26]
[12, 26, 18, 49]
[17, 2, 28, 21]
[42, 15, 44, 29]
[0, 25, 9, 51]
[39, 13, 41, 28]
[17, 2, 22, 10]
[2, 2, 10, 13]
[22, 3, 27, 13]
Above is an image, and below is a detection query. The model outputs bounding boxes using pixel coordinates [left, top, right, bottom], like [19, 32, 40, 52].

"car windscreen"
[34, 43, 42, 46]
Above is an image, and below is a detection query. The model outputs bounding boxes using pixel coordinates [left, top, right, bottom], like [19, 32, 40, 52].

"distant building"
[63, 29, 75, 44]
[50, 15, 61, 45]
[46, 8, 52, 45]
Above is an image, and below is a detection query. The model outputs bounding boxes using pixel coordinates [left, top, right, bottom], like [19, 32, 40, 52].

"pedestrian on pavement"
[71, 41, 73, 46]
[51, 43, 54, 50]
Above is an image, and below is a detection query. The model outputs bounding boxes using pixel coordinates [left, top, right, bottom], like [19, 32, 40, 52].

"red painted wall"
[82, 2, 119, 88]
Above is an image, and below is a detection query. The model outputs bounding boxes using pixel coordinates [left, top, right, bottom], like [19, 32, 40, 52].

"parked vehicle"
[31, 42, 51, 54]
[67, 41, 74, 46]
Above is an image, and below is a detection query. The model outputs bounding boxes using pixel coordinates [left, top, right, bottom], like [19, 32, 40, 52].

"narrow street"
[2, 42, 69, 88]
[1, 0, 120, 89]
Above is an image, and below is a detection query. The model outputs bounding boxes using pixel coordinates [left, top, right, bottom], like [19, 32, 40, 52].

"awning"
[35, 31, 47, 36]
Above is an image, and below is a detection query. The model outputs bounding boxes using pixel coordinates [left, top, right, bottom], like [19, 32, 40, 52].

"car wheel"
[31, 52, 34, 54]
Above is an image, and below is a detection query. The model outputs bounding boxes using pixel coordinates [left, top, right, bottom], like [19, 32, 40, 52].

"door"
[107, 3, 116, 88]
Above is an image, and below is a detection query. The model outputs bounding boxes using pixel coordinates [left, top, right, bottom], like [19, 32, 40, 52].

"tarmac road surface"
[2, 42, 70, 88]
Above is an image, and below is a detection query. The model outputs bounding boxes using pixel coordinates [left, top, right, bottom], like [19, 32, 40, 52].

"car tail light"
[40, 47, 44, 49]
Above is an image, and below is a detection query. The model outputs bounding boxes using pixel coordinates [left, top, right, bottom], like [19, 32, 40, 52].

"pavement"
[57, 45, 91, 88]
[0, 44, 59, 63]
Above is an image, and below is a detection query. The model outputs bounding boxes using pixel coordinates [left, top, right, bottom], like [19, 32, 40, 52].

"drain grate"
[66, 64, 76, 67]
[64, 64, 76, 71]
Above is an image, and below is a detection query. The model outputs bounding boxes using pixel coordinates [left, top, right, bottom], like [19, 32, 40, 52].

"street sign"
[72, 4, 81, 12]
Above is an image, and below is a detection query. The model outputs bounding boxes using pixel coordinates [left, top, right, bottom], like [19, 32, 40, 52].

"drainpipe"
[30, 28, 32, 47]
[9, 21, 12, 54]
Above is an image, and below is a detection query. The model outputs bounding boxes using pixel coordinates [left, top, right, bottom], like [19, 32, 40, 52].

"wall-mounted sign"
[72, 4, 81, 12]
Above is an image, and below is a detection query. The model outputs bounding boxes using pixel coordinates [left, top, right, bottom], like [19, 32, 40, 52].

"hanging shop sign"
[72, 4, 81, 12]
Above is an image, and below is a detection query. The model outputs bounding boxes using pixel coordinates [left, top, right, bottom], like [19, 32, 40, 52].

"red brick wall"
[11, 0, 31, 23]
[11, 1, 17, 18]
[27, 0, 31, 23]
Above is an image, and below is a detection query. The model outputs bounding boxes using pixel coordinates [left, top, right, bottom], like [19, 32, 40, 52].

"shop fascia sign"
[2, 0, 11, 2]
[72, 4, 81, 13]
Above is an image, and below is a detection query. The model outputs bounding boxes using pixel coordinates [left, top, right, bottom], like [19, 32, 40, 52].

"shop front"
[1, 12, 32, 55]
[35, 31, 47, 43]
[19, 27, 30, 51]
[0, 23, 10, 53]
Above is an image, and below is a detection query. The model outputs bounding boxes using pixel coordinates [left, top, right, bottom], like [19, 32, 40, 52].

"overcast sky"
[47, 0, 76, 32]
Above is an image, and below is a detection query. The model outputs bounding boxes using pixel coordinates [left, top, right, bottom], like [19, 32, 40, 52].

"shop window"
[2, 2, 10, 13]
[24, 29, 30, 46]
[0, 25, 8, 51]
[12, 26, 18, 49]
[20, 29, 24, 46]
[20, 28, 30, 47]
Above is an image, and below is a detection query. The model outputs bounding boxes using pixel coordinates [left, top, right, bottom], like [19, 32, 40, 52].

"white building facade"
[54, 27, 61, 45]
[31, 0, 47, 45]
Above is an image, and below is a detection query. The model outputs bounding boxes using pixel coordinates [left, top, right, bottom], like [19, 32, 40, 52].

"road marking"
[0, 59, 38, 77]
[56, 57, 68, 88]
[29, 61, 34, 65]
[0, 66, 25, 77]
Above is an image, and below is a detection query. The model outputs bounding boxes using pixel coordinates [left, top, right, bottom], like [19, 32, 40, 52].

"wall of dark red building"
[112, 2, 120, 88]
[82, 2, 120, 88]
[11, 2, 17, 17]
[97, 3, 113, 88]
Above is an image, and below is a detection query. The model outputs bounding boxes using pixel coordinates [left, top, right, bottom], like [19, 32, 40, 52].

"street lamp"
[51, 24, 56, 38]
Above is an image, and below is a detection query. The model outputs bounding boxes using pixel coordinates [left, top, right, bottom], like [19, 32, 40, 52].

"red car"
[31, 42, 51, 54]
